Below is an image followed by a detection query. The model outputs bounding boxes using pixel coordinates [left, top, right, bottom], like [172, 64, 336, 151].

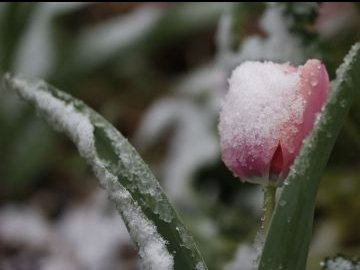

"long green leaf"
[3, 74, 207, 270]
[259, 43, 360, 270]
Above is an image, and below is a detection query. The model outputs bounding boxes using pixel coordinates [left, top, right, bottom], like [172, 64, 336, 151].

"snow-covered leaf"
[3, 74, 207, 270]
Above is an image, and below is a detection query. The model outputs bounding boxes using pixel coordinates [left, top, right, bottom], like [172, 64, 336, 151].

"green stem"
[262, 184, 277, 234]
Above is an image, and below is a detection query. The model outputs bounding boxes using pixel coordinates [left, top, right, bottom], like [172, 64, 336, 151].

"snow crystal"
[219, 61, 303, 167]
[322, 256, 360, 270]
[9, 75, 174, 270]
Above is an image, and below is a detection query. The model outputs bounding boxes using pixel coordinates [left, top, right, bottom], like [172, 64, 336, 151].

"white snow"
[224, 244, 257, 270]
[9, 76, 95, 159]
[0, 206, 51, 249]
[232, 4, 305, 65]
[10, 75, 174, 270]
[105, 174, 174, 270]
[14, 3, 89, 77]
[219, 61, 303, 166]
[54, 192, 130, 269]
[0, 191, 135, 270]
[74, 6, 163, 68]
[322, 256, 360, 270]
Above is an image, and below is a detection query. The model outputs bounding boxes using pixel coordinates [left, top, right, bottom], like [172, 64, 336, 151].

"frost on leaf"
[5, 74, 174, 270]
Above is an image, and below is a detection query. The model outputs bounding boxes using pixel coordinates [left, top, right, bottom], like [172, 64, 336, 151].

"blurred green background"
[0, 3, 360, 270]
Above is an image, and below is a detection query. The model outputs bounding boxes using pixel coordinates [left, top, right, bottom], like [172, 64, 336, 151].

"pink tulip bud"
[218, 60, 329, 185]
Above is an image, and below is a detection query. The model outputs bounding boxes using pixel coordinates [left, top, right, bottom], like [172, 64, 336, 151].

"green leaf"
[3, 74, 207, 270]
[259, 42, 360, 270]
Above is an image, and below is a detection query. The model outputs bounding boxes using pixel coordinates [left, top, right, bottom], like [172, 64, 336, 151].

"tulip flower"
[219, 59, 329, 186]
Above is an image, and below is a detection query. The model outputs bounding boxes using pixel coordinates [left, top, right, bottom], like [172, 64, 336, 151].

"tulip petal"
[279, 59, 329, 176]
[221, 144, 271, 182]
[270, 143, 284, 179]
[219, 61, 302, 183]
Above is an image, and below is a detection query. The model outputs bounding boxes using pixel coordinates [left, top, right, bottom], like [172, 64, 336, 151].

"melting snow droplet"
[310, 78, 318, 87]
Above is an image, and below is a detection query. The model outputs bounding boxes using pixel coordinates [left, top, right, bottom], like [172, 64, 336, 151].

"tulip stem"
[262, 185, 276, 234]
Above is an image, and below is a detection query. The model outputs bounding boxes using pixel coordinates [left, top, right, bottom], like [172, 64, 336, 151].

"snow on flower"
[218, 59, 329, 185]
